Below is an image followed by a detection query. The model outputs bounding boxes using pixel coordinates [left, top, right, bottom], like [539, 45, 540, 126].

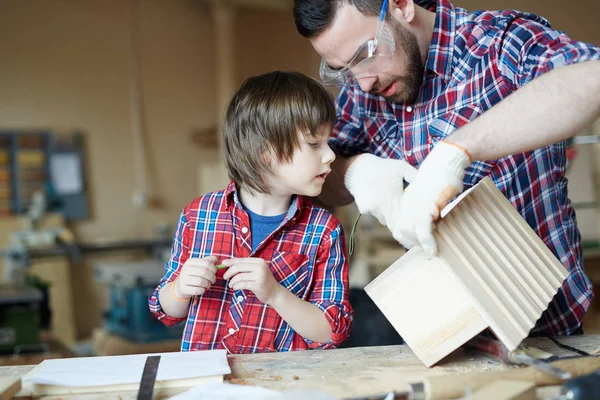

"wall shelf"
[0, 131, 88, 220]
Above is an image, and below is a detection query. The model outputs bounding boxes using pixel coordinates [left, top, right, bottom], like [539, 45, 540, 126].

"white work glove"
[393, 141, 471, 255]
[344, 154, 417, 233]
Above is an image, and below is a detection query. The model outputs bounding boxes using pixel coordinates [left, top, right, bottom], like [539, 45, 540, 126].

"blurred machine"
[2, 186, 178, 353]
[0, 285, 43, 354]
[0, 191, 78, 354]
[95, 258, 184, 343]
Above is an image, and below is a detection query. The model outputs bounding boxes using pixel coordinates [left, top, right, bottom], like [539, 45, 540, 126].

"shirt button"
[228, 328, 235, 335]
[237, 295, 244, 302]
[406, 106, 413, 112]
[406, 150, 413, 156]
[241, 227, 248, 234]
[375, 135, 381, 141]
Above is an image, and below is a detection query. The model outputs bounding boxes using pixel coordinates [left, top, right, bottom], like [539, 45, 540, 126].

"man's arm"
[449, 60, 600, 160]
[452, 18, 600, 159]
[392, 20, 600, 255]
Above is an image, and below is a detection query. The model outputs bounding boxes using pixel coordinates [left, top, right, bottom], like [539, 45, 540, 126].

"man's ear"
[390, 0, 416, 23]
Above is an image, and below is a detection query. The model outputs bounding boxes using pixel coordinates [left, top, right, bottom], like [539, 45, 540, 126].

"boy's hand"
[174, 256, 218, 299]
[221, 258, 282, 305]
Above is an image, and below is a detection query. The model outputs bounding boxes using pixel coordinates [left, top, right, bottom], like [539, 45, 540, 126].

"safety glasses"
[319, 0, 396, 87]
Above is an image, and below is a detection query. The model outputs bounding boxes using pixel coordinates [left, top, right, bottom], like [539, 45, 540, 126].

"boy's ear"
[390, 0, 416, 24]
[262, 146, 277, 169]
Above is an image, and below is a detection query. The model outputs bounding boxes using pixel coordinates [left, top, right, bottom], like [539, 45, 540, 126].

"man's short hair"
[293, 0, 437, 38]
[223, 71, 336, 194]
[293, 0, 383, 38]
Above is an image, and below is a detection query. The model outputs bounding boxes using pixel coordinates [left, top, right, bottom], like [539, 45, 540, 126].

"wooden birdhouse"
[364, 177, 568, 367]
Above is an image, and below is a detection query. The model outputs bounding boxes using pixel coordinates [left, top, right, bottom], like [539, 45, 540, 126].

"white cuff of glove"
[344, 153, 416, 229]
[392, 140, 471, 255]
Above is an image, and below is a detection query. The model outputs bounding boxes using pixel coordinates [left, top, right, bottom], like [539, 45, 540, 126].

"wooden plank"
[225, 343, 510, 397]
[0, 376, 21, 400]
[364, 246, 487, 367]
[424, 356, 600, 400]
[514, 335, 600, 357]
[470, 380, 536, 400]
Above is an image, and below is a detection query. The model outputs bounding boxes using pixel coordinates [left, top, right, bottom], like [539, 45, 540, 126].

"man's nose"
[357, 76, 377, 92]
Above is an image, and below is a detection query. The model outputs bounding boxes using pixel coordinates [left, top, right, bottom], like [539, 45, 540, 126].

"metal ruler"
[137, 355, 161, 400]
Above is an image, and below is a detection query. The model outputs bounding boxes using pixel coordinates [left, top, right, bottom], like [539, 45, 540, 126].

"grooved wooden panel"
[437, 178, 568, 350]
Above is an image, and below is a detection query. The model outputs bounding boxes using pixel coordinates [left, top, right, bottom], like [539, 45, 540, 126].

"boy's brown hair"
[223, 71, 336, 194]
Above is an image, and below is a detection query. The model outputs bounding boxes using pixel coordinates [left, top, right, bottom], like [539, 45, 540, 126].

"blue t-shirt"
[242, 205, 287, 251]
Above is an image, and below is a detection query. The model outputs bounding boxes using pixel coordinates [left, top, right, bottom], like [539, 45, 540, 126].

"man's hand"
[393, 141, 471, 255]
[174, 256, 218, 299]
[222, 258, 283, 305]
[344, 153, 417, 233]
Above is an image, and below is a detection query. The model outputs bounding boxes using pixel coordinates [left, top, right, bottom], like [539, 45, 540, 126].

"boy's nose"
[323, 145, 336, 164]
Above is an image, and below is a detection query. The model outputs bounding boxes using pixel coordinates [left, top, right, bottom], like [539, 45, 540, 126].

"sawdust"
[228, 378, 252, 385]
[229, 374, 282, 383]
[262, 375, 282, 381]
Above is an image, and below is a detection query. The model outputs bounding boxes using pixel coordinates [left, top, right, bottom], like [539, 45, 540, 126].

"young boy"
[149, 71, 354, 353]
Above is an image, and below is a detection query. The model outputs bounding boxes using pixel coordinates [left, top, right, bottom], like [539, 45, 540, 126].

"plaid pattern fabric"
[330, 0, 600, 335]
[149, 181, 353, 353]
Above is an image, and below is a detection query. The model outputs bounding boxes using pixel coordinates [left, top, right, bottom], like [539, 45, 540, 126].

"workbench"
[0, 335, 598, 399]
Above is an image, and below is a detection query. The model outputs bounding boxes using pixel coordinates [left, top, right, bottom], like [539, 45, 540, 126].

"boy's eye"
[307, 142, 319, 148]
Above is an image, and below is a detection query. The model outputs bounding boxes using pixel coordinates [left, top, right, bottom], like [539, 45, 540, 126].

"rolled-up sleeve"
[496, 17, 600, 88]
[304, 223, 354, 349]
[148, 211, 191, 326]
[329, 84, 370, 158]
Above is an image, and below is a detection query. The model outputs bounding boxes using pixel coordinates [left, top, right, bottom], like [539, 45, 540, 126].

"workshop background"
[0, 0, 598, 362]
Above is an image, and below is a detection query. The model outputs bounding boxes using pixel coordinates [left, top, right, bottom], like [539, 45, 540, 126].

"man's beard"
[372, 20, 424, 104]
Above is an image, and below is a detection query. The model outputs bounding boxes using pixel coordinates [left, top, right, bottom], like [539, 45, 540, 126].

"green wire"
[348, 213, 361, 256]
[214, 214, 363, 260]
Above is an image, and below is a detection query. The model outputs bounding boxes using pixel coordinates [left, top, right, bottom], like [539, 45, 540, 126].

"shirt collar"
[425, 0, 456, 81]
[224, 180, 305, 221]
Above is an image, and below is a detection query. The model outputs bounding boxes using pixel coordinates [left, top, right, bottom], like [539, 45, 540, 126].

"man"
[293, 0, 600, 335]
